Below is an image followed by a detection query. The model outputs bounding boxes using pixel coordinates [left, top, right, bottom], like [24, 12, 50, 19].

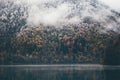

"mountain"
[0, 0, 120, 65]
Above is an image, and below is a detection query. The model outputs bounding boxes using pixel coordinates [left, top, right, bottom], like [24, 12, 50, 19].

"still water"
[0, 65, 120, 80]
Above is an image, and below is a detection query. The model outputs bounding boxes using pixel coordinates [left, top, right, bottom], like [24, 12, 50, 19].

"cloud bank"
[0, 0, 120, 33]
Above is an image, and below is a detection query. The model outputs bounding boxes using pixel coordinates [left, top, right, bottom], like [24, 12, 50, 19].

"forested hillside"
[0, 0, 120, 65]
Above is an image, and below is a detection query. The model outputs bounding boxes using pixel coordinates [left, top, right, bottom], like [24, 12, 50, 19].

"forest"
[0, 0, 120, 65]
[0, 23, 120, 65]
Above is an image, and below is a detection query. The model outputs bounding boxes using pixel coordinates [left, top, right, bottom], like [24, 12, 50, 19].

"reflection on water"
[0, 65, 120, 80]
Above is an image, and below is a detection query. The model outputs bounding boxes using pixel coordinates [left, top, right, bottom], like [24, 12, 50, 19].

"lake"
[0, 64, 120, 80]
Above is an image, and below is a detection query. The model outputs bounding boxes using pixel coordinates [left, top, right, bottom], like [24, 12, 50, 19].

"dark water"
[0, 65, 120, 80]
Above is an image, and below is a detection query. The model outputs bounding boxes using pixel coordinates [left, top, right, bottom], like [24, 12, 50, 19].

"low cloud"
[27, 2, 73, 26]
[1, 0, 120, 33]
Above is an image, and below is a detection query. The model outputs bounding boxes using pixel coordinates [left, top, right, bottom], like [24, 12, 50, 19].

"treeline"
[0, 1, 120, 65]
[0, 24, 120, 65]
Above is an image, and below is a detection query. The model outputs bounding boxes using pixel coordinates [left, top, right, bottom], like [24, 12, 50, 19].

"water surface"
[0, 65, 120, 80]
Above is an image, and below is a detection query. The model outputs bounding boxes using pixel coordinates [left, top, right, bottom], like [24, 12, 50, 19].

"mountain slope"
[0, 0, 120, 65]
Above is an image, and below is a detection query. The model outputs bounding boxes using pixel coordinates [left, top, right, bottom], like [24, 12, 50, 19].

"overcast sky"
[99, 0, 120, 12]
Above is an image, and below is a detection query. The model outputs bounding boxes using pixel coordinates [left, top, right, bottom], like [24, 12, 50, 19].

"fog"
[0, 0, 120, 33]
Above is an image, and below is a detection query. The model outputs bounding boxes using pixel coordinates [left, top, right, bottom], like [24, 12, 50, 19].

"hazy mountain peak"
[0, 0, 120, 33]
